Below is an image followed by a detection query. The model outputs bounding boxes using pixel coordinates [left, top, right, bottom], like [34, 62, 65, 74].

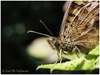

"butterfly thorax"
[47, 37, 75, 53]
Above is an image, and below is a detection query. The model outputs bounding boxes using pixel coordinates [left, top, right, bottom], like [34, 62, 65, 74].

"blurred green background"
[1, 1, 99, 74]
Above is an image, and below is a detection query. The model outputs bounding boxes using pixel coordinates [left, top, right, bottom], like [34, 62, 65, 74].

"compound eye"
[55, 42, 60, 47]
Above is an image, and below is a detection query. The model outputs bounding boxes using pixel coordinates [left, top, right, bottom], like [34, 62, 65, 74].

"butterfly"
[47, 1, 99, 62]
[27, 1, 99, 63]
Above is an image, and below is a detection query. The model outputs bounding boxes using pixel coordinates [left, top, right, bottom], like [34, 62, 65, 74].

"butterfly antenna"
[40, 20, 54, 36]
[27, 30, 52, 37]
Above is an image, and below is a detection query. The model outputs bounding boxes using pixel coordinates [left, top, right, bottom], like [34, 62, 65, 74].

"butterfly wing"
[59, 1, 72, 37]
[60, 1, 89, 43]
[67, 6, 99, 41]
[63, 1, 99, 43]
[73, 15, 99, 50]
[73, 26, 99, 52]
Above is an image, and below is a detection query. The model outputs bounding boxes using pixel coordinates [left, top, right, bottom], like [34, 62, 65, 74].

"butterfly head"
[47, 38, 62, 50]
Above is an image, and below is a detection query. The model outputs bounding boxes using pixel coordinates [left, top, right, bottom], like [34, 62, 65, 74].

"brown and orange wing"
[60, 1, 89, 43]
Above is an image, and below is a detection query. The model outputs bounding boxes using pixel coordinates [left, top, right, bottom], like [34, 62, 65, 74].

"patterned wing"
[62, 1, 99, 44]
[73, 19, 99, 52]
[59, 1, 72, 39]
[60, 1, 89, 43]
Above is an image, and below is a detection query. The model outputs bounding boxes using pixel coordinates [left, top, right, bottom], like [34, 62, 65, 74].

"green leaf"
[36, 45, 99, 71]
[88, 45, 99, 55]
[93, 56, 99, 69]
[85, 45, 99, 60]
[37, 58, 84, 71]
[37, 58, 95, 71]
[62, 53, 86, 60]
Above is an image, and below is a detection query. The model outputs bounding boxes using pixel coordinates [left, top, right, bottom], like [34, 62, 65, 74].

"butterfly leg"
[50, 50, 63, 73]
[59, 49, 62, 63]
[56, 50, 62, 63]
[50, 50, 62, 73]
[72, 46, 88, 61]
[72, 46, 80, 58]
[63, 50, 69, 54]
